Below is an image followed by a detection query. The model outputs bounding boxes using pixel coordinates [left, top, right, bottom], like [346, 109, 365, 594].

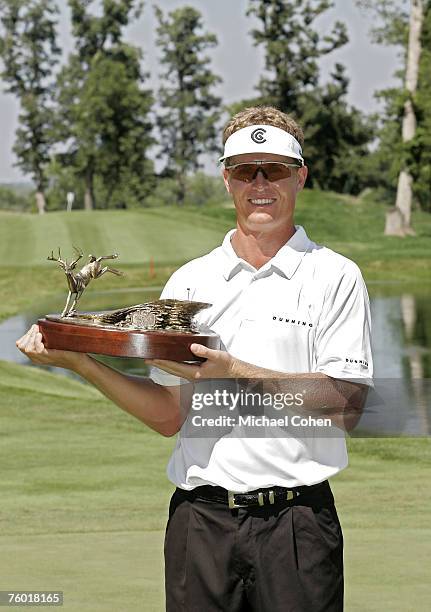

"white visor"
[219, 124, 304, 165]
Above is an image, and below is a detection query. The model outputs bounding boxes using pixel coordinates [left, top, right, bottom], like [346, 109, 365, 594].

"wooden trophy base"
[38, 316, 220, 362]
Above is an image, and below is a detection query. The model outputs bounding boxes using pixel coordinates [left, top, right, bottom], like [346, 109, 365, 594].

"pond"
[1, 283, 430, 436]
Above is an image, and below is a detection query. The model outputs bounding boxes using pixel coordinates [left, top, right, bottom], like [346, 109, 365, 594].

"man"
[17, 106, 373, 611]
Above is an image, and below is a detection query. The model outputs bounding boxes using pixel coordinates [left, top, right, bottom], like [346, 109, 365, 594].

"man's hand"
[16, 324, 85, 371]
[146, 343, 249, 380]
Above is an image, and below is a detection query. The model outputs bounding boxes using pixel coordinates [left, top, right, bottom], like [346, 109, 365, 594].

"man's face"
[222, 152, 308, 235]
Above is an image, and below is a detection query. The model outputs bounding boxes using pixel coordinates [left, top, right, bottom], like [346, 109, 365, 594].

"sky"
[0, 0, 402, 183]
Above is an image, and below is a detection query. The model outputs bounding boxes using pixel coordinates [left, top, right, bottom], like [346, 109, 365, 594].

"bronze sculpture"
[47, 247, 123, 317]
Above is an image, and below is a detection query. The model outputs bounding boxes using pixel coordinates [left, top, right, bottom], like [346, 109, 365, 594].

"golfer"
[17, 106, 373, 611]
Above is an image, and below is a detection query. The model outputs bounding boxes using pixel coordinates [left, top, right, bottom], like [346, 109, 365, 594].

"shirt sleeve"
[314, 262, 373, 385]
[148, 272, 189, 387]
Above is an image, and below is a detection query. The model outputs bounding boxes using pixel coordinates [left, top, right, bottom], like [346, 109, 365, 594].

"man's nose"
[252, 168, 269, 185]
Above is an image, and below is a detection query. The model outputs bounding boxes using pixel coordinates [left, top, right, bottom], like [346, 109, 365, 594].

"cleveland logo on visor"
[251, 128, 267, 144]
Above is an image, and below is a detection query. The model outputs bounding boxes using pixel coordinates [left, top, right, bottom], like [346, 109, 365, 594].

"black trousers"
[164, 481, 343, 612]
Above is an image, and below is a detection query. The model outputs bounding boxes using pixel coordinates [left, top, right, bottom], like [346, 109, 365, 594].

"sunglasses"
[225, 161, 302, 183]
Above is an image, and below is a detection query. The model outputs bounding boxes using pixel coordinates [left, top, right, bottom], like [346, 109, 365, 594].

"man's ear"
[222, 168, 231, 194]
[296, 165, 308, 193]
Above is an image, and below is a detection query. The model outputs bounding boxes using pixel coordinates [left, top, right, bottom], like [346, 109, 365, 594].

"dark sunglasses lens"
[266, 163, 292, 181]
[230, 163, 294, 182]
[230, 164, 256, 182]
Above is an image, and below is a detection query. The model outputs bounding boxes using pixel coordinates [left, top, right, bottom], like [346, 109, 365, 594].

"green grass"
[335, 438, 431, 612]
[1, 532, 165, 612]
[0, 362, 430, 611]
[0, 361, 174, 611]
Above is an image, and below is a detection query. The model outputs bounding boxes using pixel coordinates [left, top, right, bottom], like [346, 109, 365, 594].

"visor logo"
[251, 128, 266, 144]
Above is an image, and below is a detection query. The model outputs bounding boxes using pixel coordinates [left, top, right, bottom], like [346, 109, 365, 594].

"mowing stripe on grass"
[99, 210, 223, 264]
[0, 360, 102, 400]
[0, 213, 36, 264]
[100, 211, 159, 263]
[33, 214, 72, 266]
[65, 213, 105, 256]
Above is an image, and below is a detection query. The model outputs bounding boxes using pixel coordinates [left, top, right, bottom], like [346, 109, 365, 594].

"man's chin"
[245, 212, 279, 229]
[240, 214, 295, 235]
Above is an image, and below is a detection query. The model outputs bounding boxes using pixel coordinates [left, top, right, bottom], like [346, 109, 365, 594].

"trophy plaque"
[38, 248, 220, 362]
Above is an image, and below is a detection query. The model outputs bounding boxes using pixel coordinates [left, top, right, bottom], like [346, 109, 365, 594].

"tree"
[247, 0, 348, 116]
[356, 0, 409, 46]
[0, 185, 32, 211]
[0, 0, 60, 214]
[357, 0, 427, 235]
[155, 6, 222, 204]
[412, 1, 431, 213]
[300, 64, 376, 193]
[388, 0, 424, 235]
[54, 0, 154, 210]
[87, 47, 155, 208]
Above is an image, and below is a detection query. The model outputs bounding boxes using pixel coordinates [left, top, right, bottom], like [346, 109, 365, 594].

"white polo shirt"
[150, 226, 373, 491]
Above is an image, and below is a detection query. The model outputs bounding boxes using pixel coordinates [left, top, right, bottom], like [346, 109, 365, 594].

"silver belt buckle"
[228, 491, 248, 509]
[228, 489, 297, 509]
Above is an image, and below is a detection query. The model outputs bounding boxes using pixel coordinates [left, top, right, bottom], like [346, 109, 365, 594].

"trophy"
[37, 247, 220, 362]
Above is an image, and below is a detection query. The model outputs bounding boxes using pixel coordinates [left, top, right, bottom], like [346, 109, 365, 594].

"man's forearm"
[73, 355, 186, 436]
[232, 359, 367, 432]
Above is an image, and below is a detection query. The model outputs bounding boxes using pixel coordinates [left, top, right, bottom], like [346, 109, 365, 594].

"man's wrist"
[67, 352, 94, 376]
[229, 357, 258, 378]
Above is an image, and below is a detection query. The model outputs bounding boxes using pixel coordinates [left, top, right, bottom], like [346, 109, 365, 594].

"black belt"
[178, 481, 328, 510]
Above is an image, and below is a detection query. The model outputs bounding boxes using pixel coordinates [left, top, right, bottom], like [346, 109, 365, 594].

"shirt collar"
[221, 226, 311, 281]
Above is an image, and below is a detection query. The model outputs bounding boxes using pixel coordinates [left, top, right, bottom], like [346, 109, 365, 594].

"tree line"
[0, 0, 429, 222]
